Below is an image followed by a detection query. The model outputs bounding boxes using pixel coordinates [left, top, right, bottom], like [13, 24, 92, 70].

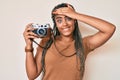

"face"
[54, 15, 75, 37]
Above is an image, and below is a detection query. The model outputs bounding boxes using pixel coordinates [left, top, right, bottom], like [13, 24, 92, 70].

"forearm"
[75, 13, 116, 34]
[25, 47, 38, 79]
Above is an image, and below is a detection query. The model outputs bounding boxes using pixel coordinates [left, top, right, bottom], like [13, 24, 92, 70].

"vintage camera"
[32, 23, 50, 37]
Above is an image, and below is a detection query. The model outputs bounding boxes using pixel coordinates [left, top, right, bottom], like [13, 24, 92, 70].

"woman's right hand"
[23, 23, 39, 48]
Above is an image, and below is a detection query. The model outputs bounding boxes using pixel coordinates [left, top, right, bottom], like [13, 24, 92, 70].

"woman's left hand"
[52, 4, 78, 19]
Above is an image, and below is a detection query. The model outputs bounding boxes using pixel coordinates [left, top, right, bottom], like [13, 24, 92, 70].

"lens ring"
[37, 28, 46, 36]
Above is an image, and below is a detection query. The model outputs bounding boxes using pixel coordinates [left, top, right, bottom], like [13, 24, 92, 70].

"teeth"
[63, 28, 69, 31]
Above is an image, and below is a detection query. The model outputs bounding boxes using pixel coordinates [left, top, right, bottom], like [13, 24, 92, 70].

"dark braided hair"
[41, 3, 85, 80]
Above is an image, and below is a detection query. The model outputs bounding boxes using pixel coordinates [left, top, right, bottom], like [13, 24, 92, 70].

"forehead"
[55, 15, 69, 20]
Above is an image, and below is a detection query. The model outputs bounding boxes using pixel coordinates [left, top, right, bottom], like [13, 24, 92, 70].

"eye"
[65, 17, 72, 21]
[56, 19, 62, 23]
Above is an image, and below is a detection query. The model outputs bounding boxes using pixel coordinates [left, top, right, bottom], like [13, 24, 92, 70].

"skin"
[54, 15, 75, 42]
[23, 4, 116, 80]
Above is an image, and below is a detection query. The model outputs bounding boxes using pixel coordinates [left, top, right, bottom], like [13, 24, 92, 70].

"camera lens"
[37, 28, 46, 36]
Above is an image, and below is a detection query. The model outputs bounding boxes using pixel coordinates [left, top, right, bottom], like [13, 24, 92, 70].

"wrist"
[25, 44, 33, 48]
[25, 46, 34, 52]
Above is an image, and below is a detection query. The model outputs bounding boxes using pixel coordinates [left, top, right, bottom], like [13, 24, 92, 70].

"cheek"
[69, 21, 75, 26]
[66, 20, 75, 25]
[56, 23, 62, 29]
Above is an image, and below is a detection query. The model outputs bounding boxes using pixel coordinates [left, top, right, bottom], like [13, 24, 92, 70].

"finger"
[26, 23, 33, 29]
[25, 34, 39, 40]
[52, 8, 64, 15]
[24, 30, 37, 39]
[67, 4, 74, 10]
[26, 23, 32, 26]
[52, 10, 60, 15]
[27, 35, 39, 39]
[52, 11, 57, 14]
[25, 25, 34, 32]
[67, 4, 72, 8]
[27, 31, 38, 37]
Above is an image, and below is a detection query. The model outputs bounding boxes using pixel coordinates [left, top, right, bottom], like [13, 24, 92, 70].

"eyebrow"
[55, 16, 73, 20]
[55, 16, 63, 20]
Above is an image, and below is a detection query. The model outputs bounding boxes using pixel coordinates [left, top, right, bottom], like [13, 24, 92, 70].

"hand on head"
[52, 4, 77, 19]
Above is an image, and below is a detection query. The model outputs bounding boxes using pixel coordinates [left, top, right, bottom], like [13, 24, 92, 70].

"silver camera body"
[32, 23, 50, 37]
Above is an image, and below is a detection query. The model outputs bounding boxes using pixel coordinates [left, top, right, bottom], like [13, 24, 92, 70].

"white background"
[0, 0, 120, 80]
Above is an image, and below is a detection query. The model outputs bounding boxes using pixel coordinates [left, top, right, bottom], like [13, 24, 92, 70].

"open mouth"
[62, 27, 71, 32]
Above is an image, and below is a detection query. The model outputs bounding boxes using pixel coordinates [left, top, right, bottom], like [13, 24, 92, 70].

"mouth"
[62, 27, 71, 32]
[63, 28, 70, 31]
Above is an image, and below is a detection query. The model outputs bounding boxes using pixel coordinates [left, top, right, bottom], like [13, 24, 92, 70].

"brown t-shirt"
[40, 37, 92, 80]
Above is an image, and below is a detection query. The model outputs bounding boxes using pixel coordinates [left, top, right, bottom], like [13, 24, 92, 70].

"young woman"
[23, 3, 116, 80]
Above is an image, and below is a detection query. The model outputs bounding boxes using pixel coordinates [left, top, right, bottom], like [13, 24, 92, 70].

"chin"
[62, 33, 72, 37]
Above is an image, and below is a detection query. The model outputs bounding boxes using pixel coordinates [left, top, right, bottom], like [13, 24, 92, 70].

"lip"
[62, 27, 70, 31]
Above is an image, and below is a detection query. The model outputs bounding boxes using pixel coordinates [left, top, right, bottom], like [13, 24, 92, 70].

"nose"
[63, 19, 67, 26]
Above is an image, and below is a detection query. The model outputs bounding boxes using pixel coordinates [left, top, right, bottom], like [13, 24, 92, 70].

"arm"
[53, 5, 116, 50]
[25, 47, 43, 80]
[74, 13, 116, 50]
[23, 23, 42, 80]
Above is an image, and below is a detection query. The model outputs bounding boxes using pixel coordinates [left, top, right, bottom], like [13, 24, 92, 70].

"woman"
[23, 3, 116, 80]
